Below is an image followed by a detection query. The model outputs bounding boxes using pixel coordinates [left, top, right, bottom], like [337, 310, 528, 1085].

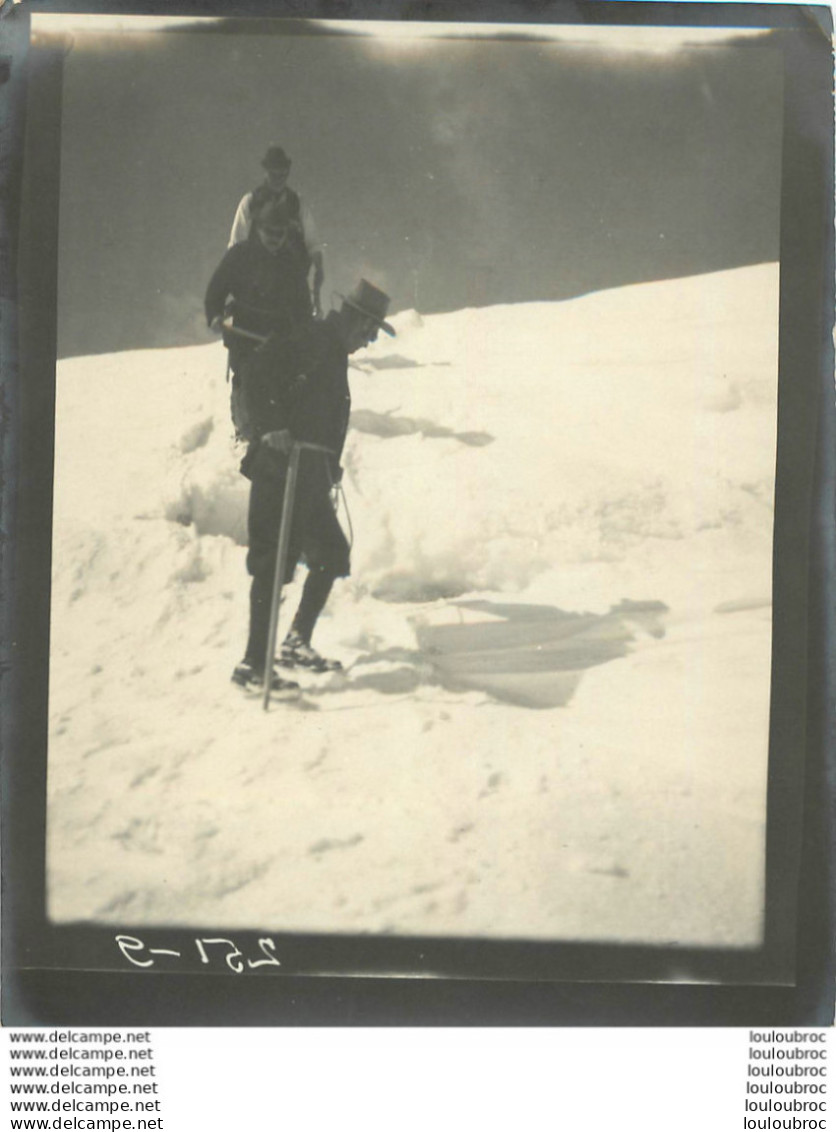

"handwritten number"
[222, 941, 244, 974]
[248, 938, 282, 969]
[196, 937, 245, 973]
[118, 934, 279, 973]
[115, 935, 154, 968]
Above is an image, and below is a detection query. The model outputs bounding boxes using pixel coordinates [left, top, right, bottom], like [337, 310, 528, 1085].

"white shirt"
[228, 189, 322, 256]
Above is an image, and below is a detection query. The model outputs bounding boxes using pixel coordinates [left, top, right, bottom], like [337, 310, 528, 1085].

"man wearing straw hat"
[230, 279, 396, 696]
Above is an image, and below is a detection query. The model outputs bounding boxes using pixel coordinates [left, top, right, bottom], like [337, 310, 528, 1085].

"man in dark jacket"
[232, 279, 396, 695]
[206, 196, 312, 440]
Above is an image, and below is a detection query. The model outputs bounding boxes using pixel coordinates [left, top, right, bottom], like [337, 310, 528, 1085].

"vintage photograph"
[38, 14, 787, 976]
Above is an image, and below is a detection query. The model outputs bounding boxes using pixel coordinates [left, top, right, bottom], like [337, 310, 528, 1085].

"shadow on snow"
[349, 408, 494, 449]
[312, 599, 668, 710]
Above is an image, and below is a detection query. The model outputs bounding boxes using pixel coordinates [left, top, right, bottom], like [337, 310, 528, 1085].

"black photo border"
[1, 0, 833, 1026]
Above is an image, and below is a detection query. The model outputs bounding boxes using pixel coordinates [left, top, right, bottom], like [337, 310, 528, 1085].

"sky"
[49, 17, 784, 357]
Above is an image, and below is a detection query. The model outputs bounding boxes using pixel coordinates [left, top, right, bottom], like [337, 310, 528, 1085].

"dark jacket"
[243, 312, 350, 476]
[205, 232, 312, 371]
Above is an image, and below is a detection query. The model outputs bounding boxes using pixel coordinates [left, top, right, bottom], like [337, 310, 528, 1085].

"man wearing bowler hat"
[231, 279, 396, 696]
[229, 144, 325, 318]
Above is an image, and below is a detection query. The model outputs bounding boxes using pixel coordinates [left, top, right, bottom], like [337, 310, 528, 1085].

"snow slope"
[47, 264, 778, 950]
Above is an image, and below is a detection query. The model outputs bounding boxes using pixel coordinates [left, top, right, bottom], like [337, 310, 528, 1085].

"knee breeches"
[245, 445, 350, 582]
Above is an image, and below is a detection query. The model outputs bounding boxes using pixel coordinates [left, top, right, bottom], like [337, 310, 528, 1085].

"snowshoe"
[279, 631, 344, 673]
[231, 660, 301, 699]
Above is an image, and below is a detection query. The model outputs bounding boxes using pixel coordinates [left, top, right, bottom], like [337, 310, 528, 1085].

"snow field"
[47, 264, 777, 951]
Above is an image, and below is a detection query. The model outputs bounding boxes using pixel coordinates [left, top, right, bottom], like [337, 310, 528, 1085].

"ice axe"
[263, 438, 337, 712]
[221, 318, 269, 346]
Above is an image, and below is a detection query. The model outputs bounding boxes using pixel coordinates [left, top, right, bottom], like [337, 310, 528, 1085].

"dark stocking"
[243, 573, 274, 668]
[291, 566, 336, 644]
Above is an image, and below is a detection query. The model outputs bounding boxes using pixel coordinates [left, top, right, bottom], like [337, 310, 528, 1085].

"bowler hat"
[262, 145, 291, 171]
[342, 279, 396, 337]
